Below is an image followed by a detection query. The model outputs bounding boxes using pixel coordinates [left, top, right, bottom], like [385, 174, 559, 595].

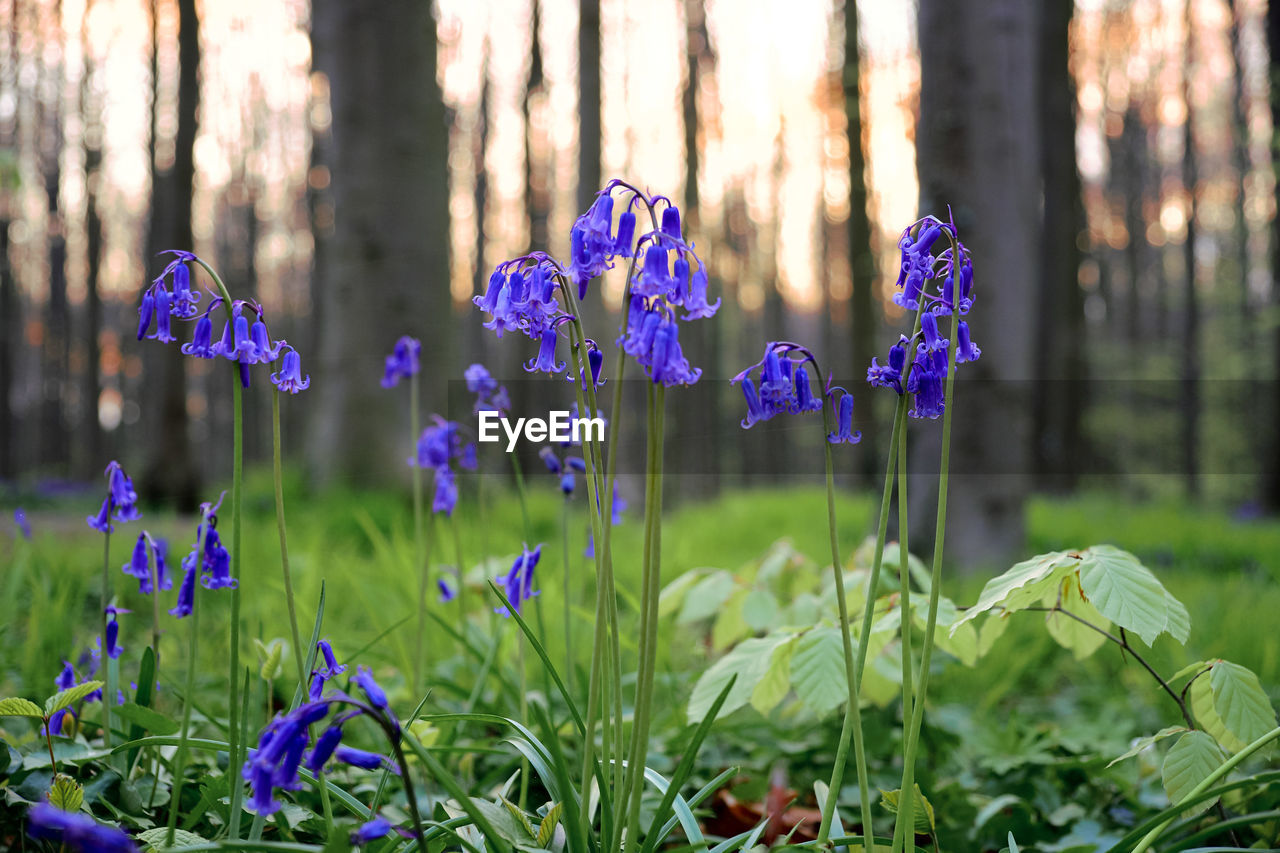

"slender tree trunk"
[39, 0, 70, 475]
[1033, 0, 1086, 488]
[525, 0, 546, 253]
[308, 0, 451, 485]
[844, 0, 877, 478]
[1121, 108, 1147, 345]
[577, 0, 601, 212]
[1264, 0, 1280, 507]
[917, 0, 1039, 566]
[0, 0, 18, 478]
[1181, 0, 1200, 499]
[81, 9, 104, 474]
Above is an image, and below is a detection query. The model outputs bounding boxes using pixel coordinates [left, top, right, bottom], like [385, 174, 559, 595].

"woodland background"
[1, 0, 1276, 565]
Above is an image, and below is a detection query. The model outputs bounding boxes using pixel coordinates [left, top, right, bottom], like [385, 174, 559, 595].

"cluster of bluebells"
[14, 507, 31, 539]
[308, 639, 346, 700]
[867, 216, 980, 420]
[465, 362, 510, 414]
[732, 343, 861, 445]
[495, 544, 542, 617]
[244, 650, 400, 828]
[138, 251, 309, 393]
[169, 494, 235, 619]
[413, 416, 477, 516]
[475, 181, 719, 389]
[45, 650, 106, 737]
[121, 531, 172, 595]
[87, 460, 140, 534]
[27, 803, 137, 853]
[381, 336, 420, 389]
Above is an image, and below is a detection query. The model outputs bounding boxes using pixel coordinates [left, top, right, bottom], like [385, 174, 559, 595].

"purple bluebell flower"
[123, 532, 151, 586]
[317, 640, 346, 679]
[643, 314, 701, 387]
[826, 392, 862, 445]
[152, 538, 172, 591]
[539, 447, 562, 474]
[197, 526, 236, 590]
[104, 606, 128, 659]
[496, 544, 542, 617]
[733, 342, 832, 426]
[181, 310, 218, 358]
[148, 287, 176, 343]
[14, 507, 31, 539]
[169, 555, 197, 618]
[661, 206, 682, 241]
[87, 497, 113, 533]
[271, 347, 310, 394]
[353, 816, 394, 844]
[867, 338, 908, 395]
[614, 207, 637, 256]
[88, 461, 140, 532]
[635, 244, 677, 298]
[26, 803, 138, 852]
[759, 349, 792, 407]
[569, 191, 620, 296]
[793, 365, 822, 413]
[525, 327, 567, 374]
[168, 257, 200, 318]
[335, 745, 390, 771]
[354, 665, 389, 711]
[381, 336, 421, 388]
[956, 320, 981, 363]
[681, 264, 721, 320]
[906, 354, 945, 419]
[136, 288, 155, 340]
[432, 467, 458, 516]
[560, 471, 575, 495]
[307, 724, 344, 773]
[250, 319, 284, 362]
[438, 577, 456, 603]
[919, 311, 948, 353]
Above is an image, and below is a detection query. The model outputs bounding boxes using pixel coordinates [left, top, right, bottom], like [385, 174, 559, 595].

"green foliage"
[1160, 731, 1224, 817]
[0, 697, 44, 717]
[48, 773, 84, 811]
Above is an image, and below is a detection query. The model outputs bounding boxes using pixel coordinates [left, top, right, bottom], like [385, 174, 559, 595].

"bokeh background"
[1, 0, 1276, 565]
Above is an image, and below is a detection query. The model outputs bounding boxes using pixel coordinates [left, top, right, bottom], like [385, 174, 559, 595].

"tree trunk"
[916, 0, 1039, 567]
[1181, 0, 1200, 499]
[844, 0, 877, 478]
[39, 1, 70, 476]
[0, 0, 18, 478]
[308, 0, 451, 485]
[525, 0, 546, 253]
[81, 6, 104, 474]
[1032, 0, 1086, 488]
[1264, 0, 1280, 508]
[577, 0, 602, 212]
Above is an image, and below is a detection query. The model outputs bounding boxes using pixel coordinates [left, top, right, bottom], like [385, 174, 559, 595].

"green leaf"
[1107, 726, 1189, 768]
[137, 827, 210, 851]
[687, 633, 793, 723]
[45, 681, 104, 715]
[976, 613, 1010, 656]
[1076, 545, 1187, 645]
[677, 571, 738, 625]
[1191, 660, 1276, 754]
[879, 784, 936, 834]
[915, 598, 978, 666]
[659, 570, 706, 619]
[790, 627, 848, 714]
[750, 636, 795, 714]
[1161, 730, 1224, 816]
[254, 638, 285, 681]
[0, 697, 44, 717]
[47, 774, 83, 811]
[1170, 659, 1211, 683]
[1007, 832, 1021, 853]
[501, 797, 536, 837]
[741, 588, 780, 632]
[711, 588, 750, 651]
[953, 551, 1077, 631]
[536, 803, 562, 847]
[113, 703, 179, 736]
[1042, 575, 1110, 660]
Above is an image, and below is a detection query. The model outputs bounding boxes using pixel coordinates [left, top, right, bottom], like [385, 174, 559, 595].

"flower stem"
[100, 529, 113, 749]
[815, 382, 874, 848]
[510, 454, 533, 544]
[166, 516, 207, 845]
[451, 514, 467, 637]
[271, 389, 307, 692]
[891, 409, 915, 853]
[561, 497, 574, 695]
[411, 366, 427, 694]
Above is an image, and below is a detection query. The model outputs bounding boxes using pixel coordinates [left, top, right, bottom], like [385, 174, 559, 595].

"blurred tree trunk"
[1121, 108, 1146, 344]
[308, 0, 451, 485]
[578, 0, 601, 211]
[80, 5, 104, 475]
[1032, 0, 1086, 488]
[916, 0, 1039, 567]
[0, 0, 17, 479]
[1181, 0, 1200, 499]
[844, 0, 877, 478]
[525, 0, 546, 253]
[39, 1, 70, 476]
[142, 0, 199, 507]
[1263, 0, 1280, 508]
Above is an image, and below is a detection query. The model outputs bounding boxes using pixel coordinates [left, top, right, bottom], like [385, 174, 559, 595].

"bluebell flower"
[136, 288, 155, 340]
[826, 392, 862, 445]
[168, 257, 200, 318]
[149, 287, 176, 343]
[169, 555, 197, 618]
[104, 606, 128, 659]
[222, 309, 261, 364]
[733, 342, 832, 426]
[635, 244, 677, 298]
[432, 466, 458, 516]
[560, 472, 575, 495]
[26, 802, 138, 853]
[381, 336, 421, 388]
[317, 640, 347, 679]
[759, 349, 792, 407]
[306, 724, 345, 773]
[738, 376, 770, 428]
[919, 311, 948, 353]
[793, 365, 822, 413]
[250, 319, 284, 363]
[569, 191, 620, 296]
[438, 577, 456, 603]
[200, 527, 237, 590]
[354, 665, 389, 711]
[335, 745, 390, 771]
[353, 816, 393, 845]
[14, 507, 31, 539]
[613, 208, 637, 256]
[661, 206, 682, 241]
[956, 320, 981, 363]
[525, 327, 567, 374]
[495, 544, 542, 617]
[906, 354, 945, 419]
[539, 446, 562, 474]
[271, 347, 310, 394]
[152, 538, 173, 591]
[181, 311, 218, 358]
[681, 263, 721, 320]
[88, 461, 140, 532]
[87, 497, 113, 533]
[122, 532, 151, 584]
[642, 313, 701, 387]
[465, 362, 510, 413]
[867, 338, 908, 395]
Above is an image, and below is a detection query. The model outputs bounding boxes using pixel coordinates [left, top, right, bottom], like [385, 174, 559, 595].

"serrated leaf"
[741, 588, 779, 632]
[687, 633, 793, 723]
[1043, 575, 1109, 660]
[678, 571, 738, 625]
[750, 636, 795, 714]
[790, 627, 848, 715]
[254, 638, 285, 681]
[1161, 731, 1224, 816]
[502, 797, 536, 837]
[879, 784, 935, 834]
[44, 681, 104, 714]
[659, 571, 706, 619]
[711, 588, 750, 651]
[47, 775, 83, 811]
[113, 703, 179, 736]
[537, 803, 562, 847]
[409, 719, 440, 747]
[138, 827, 209, 851]
[0, 697, 44, 717]
[1192, 660, 1277, 754]
[1076, 545, 1183, 646]
[1107, 726, 1189, 768]
[1170, 659, 1211, 684]
[954, 551, 1077, 631]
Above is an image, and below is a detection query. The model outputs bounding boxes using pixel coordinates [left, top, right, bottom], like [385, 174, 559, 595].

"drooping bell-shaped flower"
[906, 355, 945, 419]
[826, 392, 862, 445]
[437, 578, 456, 603]
[867, 338, 908, 395]
[136, 288, 156, 340]
[271, 347, 311, 394]
[354, 665, 389, 711]
[153, 538, 173, 591]
[169, 557, 197, 618]
[432, 466, 458, 516]
[250, 320, 284, 362]
[759, 349, 793, 407]
[681, 264, 721, 320]
[495, 544, 542, 617]
[181, 312, 218, 358]
[353, 816, 394, 845]
[661, 206, 682, 241]
[26, 802, 139, 853]
[956, 320, 981, 363]
[919, 311, 948, 353]
[306, 724, 345, 774]
[635, 244, 676, 298]
[106, 461, 140, 522]
[104, 606, 128, 659]
[793, 365, 822, 413]
[169, 260, 199, 318]
[87, 497, 113, 533]
[738, 376, 771, 428]
[334, 745, 389, 771]
[645, 316, 701, 387]
[149, 287, 176, 343]
[524, 328, 567, 374]
[539, 446, 562, 474]
[613, 209, 636, 256]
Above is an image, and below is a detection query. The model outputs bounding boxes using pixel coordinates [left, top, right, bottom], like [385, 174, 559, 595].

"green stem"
[451, 514, 467, 638]
[100, 529, 113, 749]
[1131, 725, 1280, 853]
[517, 628, 529, 811]
[166, 514, 208, 845]
[891, 406, 914, 853]
[623, 384, 665, 853]
[411, 366, 427, 694]
[271, 390, 307, 692]
[562, 497, 574, 695]
[510, 454, 533, 544]
[815, 383, 874, 847]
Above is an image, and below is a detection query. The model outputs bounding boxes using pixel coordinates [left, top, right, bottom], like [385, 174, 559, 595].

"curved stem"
[100, 528, 113, 749]
[815, 386, 875, 847]
[562, 497, 574, 695]
[411, 367, 427, 694]
[1131, 725, 1280, 853]
[271, 390, 306, 692]
[891, 406, 914, 853]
